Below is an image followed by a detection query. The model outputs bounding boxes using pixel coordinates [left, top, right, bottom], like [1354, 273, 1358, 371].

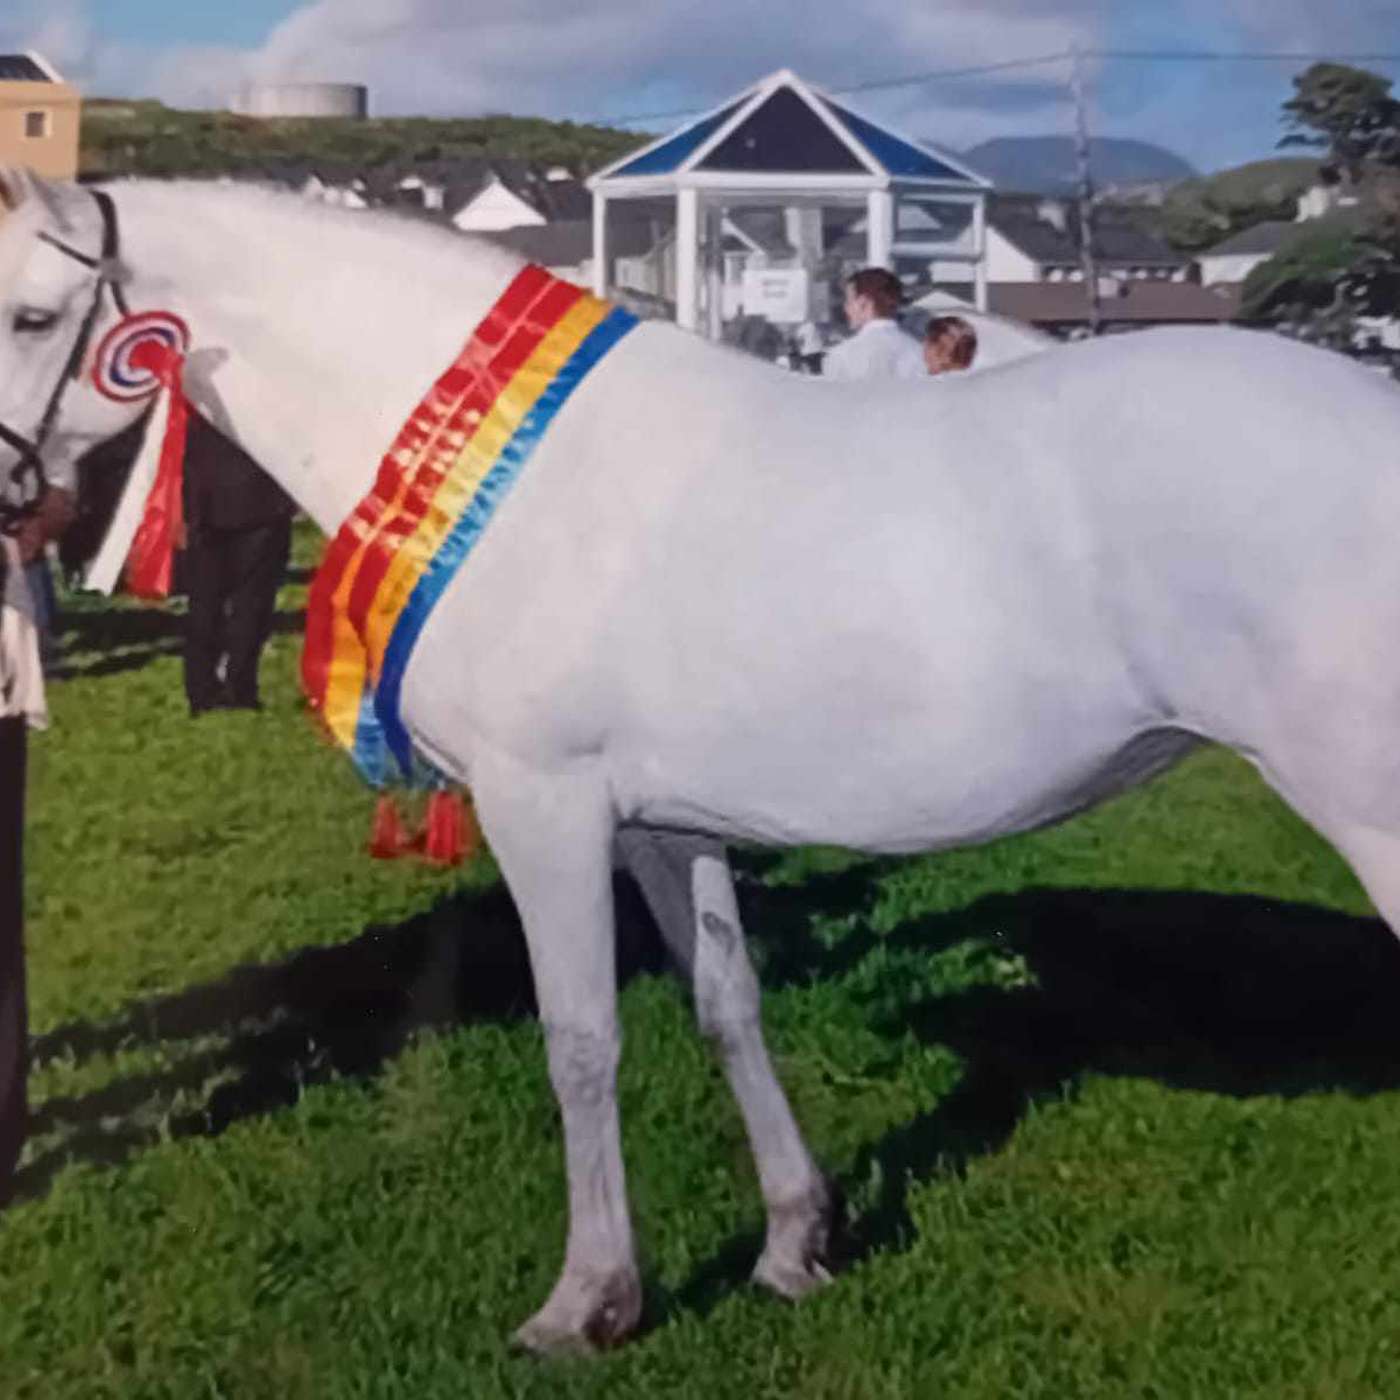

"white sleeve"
[822, 339, 856, 380]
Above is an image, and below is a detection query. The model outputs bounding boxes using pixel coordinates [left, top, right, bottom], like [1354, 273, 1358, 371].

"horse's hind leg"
[1252, 746, 1400, 935]
[471, 748, 640, 1355]
[1320, 822, 1400, 934]
[616, 827, 836, 1300]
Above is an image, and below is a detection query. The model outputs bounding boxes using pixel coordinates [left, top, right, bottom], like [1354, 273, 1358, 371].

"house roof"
[991, 209, 1079, 266]
[1201, 221, 1301, 258]
[251, 156, 593, 226]
[1082, 210, 1188, 266]
[989, 280, 1241, 326]
[990, 196, 1188, 269]
[480, 217, 655, 267]
[0, 54, 53, 83]
[592, 69, 990, 189]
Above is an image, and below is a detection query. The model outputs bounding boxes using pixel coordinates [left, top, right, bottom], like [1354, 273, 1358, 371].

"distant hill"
[956, 136, 1197, 194]
[1160, 157, 1322, 252]
[79, 99, 647, 180]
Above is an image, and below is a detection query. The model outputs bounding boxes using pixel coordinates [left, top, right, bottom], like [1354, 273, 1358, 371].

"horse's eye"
[12, 308, 58, 335]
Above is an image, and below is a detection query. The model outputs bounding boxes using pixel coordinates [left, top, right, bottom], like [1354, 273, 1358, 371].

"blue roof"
[597, 72, 988, 187]
[611, 97, 750, 177]
[815, 95, 976, 182]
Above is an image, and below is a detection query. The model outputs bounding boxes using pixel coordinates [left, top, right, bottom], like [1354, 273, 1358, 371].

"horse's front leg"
[472, 747, 641, 1355]
[617, 828, 837, 1299]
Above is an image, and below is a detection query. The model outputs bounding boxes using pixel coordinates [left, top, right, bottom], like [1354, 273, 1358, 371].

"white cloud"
[0, 0, 94, 75]
[13, 0, 1104, 126]
[4, 0, 1397, 167]
[229, 0, 1101, 125]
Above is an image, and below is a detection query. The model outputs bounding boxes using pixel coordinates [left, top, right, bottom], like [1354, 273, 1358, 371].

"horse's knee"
[544, 1023, 620, 1108]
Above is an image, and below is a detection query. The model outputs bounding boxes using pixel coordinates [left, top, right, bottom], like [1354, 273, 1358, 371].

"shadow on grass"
[20, 857, 1400, 1327]
[18, 874, 667, 1201]
[671, 870, 1400, 1317]
[50, 605, 305, 682]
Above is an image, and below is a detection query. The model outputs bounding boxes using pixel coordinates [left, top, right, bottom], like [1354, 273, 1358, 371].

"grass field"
[4, 532, 1399, 1398]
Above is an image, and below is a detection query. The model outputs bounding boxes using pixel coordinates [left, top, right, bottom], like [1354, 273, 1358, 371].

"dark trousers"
[183, 518, 292, 713]
[0, 716, 27, 1197]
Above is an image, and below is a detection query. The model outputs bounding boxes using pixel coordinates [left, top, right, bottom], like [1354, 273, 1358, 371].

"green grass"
[4, 529, 1397, 1398]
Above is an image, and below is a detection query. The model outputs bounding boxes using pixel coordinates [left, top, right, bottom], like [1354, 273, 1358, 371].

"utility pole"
[1070, 45, 1102, 336]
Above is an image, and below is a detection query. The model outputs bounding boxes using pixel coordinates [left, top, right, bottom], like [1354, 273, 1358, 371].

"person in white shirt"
[821, 268, 925, 382]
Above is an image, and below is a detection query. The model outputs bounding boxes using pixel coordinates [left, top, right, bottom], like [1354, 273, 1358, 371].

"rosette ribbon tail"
[122, 340, 189, 601]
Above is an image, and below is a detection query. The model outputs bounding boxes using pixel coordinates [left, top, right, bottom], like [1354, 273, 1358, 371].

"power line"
[586, 51, 1075, 127]
[585, 46, 1400, 130]
[834, 50, 1074, 95]
[1097, 49, 1400, 64]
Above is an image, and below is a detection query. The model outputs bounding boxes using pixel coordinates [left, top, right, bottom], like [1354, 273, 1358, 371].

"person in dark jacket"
[182, 414, 296, 715]
[1, 485, 70, 1202]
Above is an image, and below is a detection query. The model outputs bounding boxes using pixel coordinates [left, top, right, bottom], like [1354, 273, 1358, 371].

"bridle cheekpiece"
[0, 187, 129, 535]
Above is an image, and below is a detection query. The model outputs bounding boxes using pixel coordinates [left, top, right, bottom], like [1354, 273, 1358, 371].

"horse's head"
[0, 168, 147, 515]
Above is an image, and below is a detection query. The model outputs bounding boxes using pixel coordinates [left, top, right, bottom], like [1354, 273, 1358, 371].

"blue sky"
[87, 0, 300, 50]
[6, 1, 1399, 174]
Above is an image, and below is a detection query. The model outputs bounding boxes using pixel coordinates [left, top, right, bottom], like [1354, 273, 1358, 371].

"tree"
[1245, 64, 1400, 349]
[1280, 63, 1400, 183]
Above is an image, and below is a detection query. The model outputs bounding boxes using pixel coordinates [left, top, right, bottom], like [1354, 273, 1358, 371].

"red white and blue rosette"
[91, 311, 191, 402]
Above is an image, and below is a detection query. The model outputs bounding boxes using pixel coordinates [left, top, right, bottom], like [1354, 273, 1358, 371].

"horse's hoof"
[752, 1178, 841, 1302]
[510, 1268, 642, 1357]
[511, 1315, 600, 1359]
[752, 1251, 834, 1301]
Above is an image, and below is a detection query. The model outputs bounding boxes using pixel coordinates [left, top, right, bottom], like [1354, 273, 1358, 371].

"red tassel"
[424, 790, 475, 866]
[125, 342, 189, 601]
[368, 794, 408, 859]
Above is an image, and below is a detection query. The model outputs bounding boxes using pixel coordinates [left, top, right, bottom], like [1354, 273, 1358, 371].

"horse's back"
[403, 322, 1400, 845]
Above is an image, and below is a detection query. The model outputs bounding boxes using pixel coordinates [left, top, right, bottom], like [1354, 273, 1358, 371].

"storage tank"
[238, 82, 368, 119]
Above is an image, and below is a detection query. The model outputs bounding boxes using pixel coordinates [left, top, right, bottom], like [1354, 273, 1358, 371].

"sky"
[4, 0, 1399, 174]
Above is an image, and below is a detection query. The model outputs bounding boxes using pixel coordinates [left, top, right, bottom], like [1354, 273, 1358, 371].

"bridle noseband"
[0, 187, 129, 536]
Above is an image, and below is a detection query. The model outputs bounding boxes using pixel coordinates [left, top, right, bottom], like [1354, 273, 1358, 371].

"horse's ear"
[27, 171, 74, 231]
[0, 167, 75, 230]
[0, 166, 35, 214]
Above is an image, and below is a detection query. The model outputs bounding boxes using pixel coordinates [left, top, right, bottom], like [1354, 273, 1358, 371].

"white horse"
[6, 172, 1400, 1354]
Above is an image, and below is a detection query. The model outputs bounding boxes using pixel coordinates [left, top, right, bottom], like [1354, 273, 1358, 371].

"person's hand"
[14, 487, 76, 563]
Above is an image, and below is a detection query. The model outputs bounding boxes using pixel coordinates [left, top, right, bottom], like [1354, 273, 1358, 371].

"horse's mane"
[105, 177, 529, 284]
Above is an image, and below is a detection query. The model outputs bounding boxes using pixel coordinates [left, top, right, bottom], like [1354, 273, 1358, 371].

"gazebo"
[587, 68, 992, 335]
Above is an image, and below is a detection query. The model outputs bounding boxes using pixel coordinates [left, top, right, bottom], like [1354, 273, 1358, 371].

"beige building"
[0, 53, 80, 181]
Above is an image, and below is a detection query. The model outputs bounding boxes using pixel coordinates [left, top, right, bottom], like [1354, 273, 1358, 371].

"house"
[1198, 182, 1370, 287]
[928, 194, 1191, 287]
[0, 53, 80, 181]
[447, 162, 591, 233]
[907, 189, 1211, 335]
[1197, 222, 1297, 287]
[986, 279, 1240, 337]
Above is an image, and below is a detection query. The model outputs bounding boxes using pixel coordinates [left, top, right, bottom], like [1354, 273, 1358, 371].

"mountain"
[954, 136, 1198, 195]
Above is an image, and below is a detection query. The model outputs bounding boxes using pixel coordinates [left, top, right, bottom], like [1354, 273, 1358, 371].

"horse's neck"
[118, 184, 526, 533]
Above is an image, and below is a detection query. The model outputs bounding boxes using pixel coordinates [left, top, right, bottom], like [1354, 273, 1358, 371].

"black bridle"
[0, 188, 129, 536]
